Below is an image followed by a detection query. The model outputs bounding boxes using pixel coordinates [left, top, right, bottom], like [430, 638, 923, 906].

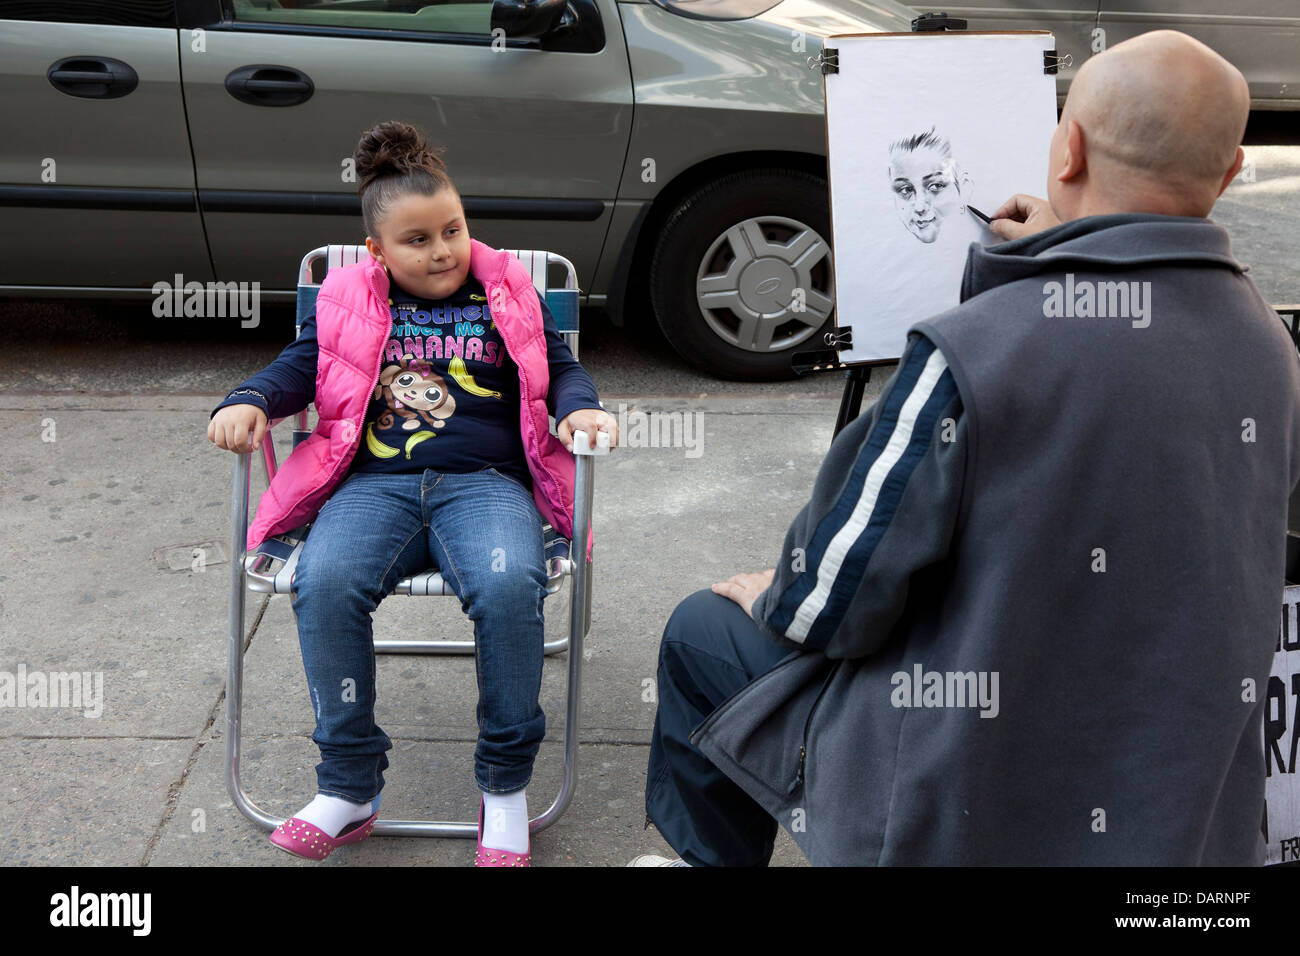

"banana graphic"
[404, 431, 436, 459]
[365, 423, 400, 459]
[448, 355, 501, 399]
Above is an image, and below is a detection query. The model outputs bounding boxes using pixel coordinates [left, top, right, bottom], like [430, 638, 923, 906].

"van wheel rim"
[694, 215, 835, 354]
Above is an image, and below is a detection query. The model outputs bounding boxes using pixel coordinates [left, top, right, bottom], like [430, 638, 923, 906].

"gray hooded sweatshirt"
[692, 214, 1300, 865]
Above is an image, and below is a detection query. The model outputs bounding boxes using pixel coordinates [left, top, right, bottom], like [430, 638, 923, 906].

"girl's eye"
[397, 374, 415, 387]
[425, 388, 442, 403]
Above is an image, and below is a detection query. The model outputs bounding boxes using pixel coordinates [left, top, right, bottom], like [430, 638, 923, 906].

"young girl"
[208, 120, 617, 867]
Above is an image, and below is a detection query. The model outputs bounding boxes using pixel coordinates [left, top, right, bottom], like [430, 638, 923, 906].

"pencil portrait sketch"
[888, 127, 974, 244]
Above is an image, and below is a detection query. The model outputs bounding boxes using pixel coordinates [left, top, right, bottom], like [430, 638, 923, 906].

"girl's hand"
[208, 403, 268, 454]
[557, 407, 618, 452]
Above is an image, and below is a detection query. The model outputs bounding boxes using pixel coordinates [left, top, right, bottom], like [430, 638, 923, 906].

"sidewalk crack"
[139, 593, 270, 866]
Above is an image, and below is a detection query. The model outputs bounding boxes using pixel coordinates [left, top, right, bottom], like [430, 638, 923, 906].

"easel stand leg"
[833, 365, 873, 440]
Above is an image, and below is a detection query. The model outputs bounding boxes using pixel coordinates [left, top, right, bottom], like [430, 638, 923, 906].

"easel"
[1278, 305, 1300, 353]
[831, 364, 873, 438]
[795, 11, 968, 440]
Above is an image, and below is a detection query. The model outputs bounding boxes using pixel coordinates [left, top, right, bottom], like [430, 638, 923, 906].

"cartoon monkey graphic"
[374, 355, 456, 431]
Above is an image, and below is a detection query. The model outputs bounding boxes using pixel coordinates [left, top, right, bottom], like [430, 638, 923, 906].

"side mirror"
[490, 0, 571, 39]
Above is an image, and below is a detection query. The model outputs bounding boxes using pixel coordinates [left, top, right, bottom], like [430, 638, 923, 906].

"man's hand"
[989, 194, 1061, 241]
[557, 407, 618, 452]
[712, 569, 775, 620]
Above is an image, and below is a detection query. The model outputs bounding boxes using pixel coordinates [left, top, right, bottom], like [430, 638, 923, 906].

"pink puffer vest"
[246, 239, 589, 558]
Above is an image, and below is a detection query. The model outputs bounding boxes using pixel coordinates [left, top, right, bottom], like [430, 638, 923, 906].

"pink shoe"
[474, 798, 531, 867]
[269, 811, 378, 861]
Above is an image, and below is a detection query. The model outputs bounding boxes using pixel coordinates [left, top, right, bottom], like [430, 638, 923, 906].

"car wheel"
[648, 168, 835, 381]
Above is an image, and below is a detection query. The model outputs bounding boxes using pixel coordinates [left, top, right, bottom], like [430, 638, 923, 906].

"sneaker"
[627, 854, 690, 866]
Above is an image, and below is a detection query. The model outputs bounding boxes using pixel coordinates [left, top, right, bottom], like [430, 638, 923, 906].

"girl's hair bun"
[355, 120, 447, 189]
[353, 120, 456, 238]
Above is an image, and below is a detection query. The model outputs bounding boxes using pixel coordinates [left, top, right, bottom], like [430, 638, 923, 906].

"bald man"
[991, 30, 1251, 236]
[637, 30, 1300, 865]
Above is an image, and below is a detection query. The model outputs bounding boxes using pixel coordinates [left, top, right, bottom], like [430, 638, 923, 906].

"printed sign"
[1265, 585, 1300, 864]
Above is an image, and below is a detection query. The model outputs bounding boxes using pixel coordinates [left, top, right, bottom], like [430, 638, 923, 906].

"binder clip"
[808, 47, 839, 75]
[1044, 51, 1073, 75]
[791, 328, 852, 374]
[823, 328, 853, 349]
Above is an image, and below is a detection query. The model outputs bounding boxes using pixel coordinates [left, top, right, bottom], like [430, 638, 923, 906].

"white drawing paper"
[825, 32, 1059, 363]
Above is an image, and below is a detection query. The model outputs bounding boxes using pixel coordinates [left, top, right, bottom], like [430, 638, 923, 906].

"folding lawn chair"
[225, 244, 609, 838]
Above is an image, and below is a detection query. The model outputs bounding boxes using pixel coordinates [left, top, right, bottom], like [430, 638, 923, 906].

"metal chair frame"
[226, 245, 607, 838]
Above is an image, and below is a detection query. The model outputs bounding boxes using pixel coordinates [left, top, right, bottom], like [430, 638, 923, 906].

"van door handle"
[47, 57, 139, 99]
[225, 65, 315, 107]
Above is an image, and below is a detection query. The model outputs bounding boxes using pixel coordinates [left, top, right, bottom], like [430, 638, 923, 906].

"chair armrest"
[571, 429, 611, 456]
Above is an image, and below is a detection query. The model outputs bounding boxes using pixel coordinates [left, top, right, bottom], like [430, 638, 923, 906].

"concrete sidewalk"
[0, 385, 886, 866]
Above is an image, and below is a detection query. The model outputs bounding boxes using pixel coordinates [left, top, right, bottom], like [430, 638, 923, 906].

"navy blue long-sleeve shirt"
[210, 274, 602, 488]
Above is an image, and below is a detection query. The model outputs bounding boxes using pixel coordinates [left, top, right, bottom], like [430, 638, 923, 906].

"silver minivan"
[0, 0, 923, 379]
[5, 1, 1285, 378]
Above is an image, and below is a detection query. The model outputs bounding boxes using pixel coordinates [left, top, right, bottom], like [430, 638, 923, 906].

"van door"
[0, 2, 212, 291]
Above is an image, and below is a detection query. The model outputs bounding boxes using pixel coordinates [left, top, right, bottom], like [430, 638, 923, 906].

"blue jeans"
[290, 468, 549, 804]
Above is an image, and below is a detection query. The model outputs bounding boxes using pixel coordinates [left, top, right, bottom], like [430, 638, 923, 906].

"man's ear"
[1216, 146, 1245, 199]
[1057, 119, 1087, 183]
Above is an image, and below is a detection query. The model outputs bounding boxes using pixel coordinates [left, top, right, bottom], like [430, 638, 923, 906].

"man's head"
[1047, 30, 1249, 221]
[888, 128, 973, 243]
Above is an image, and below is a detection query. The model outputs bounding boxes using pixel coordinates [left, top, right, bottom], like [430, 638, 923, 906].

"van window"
[648, 0, 784, 22]
[0, 0, 174, 27]
[224, 0, 493, 36]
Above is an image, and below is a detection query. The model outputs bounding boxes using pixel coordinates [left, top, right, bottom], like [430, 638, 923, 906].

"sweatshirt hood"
[960, 213, 1248, 302]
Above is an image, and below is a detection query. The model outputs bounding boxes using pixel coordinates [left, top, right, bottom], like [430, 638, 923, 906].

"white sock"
[481, 788, 529, 854]
[295, 793, 376, 838]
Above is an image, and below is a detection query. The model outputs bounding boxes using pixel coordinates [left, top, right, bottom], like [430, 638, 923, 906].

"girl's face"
[366, 189, 472, 300]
